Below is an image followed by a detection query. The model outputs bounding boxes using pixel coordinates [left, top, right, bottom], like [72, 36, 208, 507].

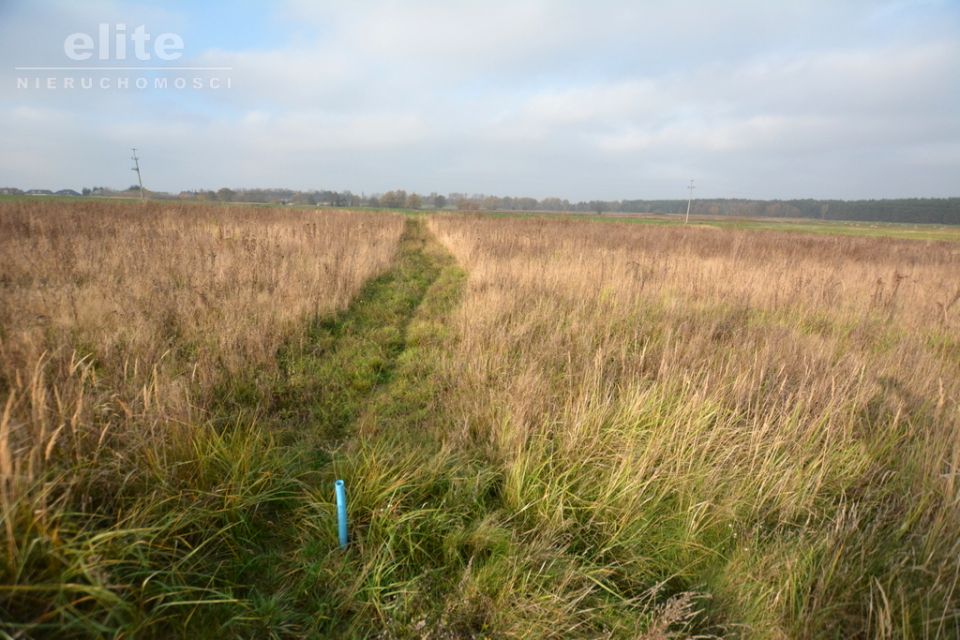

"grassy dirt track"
[222, 217, 471, 636]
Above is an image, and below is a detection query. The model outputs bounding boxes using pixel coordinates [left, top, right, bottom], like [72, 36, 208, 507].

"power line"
[131, 148, 144, 200]
[685, 178, 695, 224]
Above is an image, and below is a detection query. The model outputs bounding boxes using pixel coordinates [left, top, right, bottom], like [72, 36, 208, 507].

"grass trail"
[212, 217, 468, 636]
[266, 217, 445, 447]
[0, 217, 462, 638]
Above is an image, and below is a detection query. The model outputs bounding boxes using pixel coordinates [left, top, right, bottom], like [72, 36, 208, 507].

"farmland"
[1, 198, 959, 638]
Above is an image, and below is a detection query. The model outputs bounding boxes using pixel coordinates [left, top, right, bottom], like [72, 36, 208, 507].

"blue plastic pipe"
[335, 479, 348, 549]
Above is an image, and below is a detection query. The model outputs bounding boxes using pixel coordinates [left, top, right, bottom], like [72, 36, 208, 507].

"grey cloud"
[1, 0, 958, 199]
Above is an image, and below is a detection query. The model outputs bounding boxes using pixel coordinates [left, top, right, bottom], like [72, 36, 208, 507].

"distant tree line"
[4, 185, 958, 225]
[437, 195, 960, 224]
[615, 198, 960, 225]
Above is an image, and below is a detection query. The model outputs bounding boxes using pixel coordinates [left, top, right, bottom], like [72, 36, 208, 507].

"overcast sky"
[1, 0, 958, 200]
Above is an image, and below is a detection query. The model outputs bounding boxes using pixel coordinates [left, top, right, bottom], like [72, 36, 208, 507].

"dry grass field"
[0, 199, 405, 635]
[1, 199, 958, 638]
[426, 215, 960, 637]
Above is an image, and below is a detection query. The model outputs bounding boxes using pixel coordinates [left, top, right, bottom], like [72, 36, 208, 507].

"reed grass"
[2, 198, 958, 637]
[0, 199, 404, 635]
[425, 214, 960, 637]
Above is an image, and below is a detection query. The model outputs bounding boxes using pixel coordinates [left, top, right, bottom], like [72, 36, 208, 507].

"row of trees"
[612, 198, 960, 225]
[198, 190, 960, 224]
[436, 195, 960, 224]
[9, 185, 959, 225]
[179, 188, 447, 209]
[174, 189, 610, 212]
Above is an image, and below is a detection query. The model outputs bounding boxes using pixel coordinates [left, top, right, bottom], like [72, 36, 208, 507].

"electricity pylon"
[131, 148, 144, 200]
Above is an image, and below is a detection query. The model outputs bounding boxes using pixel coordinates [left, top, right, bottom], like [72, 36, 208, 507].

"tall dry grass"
[428, 215, 960, 637]
[4, 198, 959, 636]
[0, 198, 403, 632]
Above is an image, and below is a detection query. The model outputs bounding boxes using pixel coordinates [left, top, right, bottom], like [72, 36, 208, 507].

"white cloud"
[0, 0, 958, 199]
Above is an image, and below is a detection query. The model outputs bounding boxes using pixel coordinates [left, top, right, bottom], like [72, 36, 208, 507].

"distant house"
[55, 189, 81, 197]
[25, 189, 54, 196]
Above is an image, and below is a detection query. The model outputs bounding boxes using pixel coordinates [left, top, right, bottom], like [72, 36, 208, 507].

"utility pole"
[131, 148, 145, 200]
[684, 178, 695, 224]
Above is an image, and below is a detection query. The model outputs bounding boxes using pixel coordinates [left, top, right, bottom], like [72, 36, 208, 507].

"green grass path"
[218, 217, 470, 636]
[242, 217, 666, 637]
[270, 217, 448, 448]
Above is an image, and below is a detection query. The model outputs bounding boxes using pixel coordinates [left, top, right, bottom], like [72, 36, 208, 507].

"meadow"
[1, 199, 958, 638]
[426, 215, 960, 637]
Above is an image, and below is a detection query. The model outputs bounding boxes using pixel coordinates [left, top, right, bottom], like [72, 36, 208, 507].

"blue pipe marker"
[335, 479, 348, 549]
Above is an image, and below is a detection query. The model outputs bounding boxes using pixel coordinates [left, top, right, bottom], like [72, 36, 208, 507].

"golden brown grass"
[0, 198, 402, 489]
[427, 214, 960, 637]
[3, 197, 958, 637]
[0, 198, 403, 634]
